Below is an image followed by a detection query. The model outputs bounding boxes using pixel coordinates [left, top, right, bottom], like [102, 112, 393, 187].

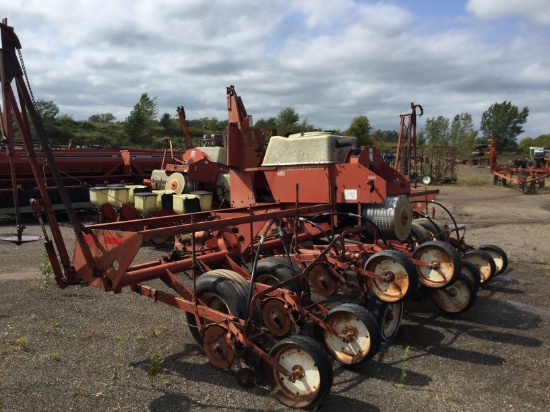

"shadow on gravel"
[149, 390, 272, 412]
[466, 329, 542, 347]
[395, 324, 505, 366]
[330, 345, 432, 390]
[149, 392, 195, 411]
[131, 344, 270, 393]
[320, 393, 379, 411]
[148, 390, 379, 412]
[136, 345, 383, 411]
[406, 293, 543, 331]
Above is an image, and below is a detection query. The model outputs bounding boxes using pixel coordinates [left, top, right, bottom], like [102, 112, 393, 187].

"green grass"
[112, 329, 126, 382]
[395, 345, 410, 387]
[48, 352, 61, 361]
[14, 337, 29, 351]
[148, 352, 163, 382]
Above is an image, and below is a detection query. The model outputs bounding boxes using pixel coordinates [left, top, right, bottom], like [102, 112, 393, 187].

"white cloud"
[2, 0, 550, 138]
[467, 0, 550, 25]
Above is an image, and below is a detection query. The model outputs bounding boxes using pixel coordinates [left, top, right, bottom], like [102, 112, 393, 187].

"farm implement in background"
[490, 133, 549, 193]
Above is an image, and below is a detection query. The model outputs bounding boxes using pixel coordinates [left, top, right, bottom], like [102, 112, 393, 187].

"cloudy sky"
[3, 0, 550, 139]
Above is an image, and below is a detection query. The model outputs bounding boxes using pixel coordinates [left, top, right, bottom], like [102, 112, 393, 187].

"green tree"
[276, 107, 300, 136]
[34, 99, 62, 144]
[207, 117, 221, 132]
[372, 128, 399, 143]
[449, 113, 478, 154]
[124, 93, 158, 143]
[88, 113, 116, 124]
[347, 115, 372, 146]
[159, 112, 178, 134]
[255, 117, 278, 129]
[480, 101, 529, 152]
[416, 129, 427, 147]
[517, 136, 533, 154]
[188, 117, 209, 129]
[35, 99, 59, 120]
[277, 107, 299, 126]
[424, 116, 450, 145]
[255, 116, 278, 137]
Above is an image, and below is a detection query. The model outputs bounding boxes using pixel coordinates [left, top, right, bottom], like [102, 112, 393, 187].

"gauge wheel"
[365, 250, 417, 302]
[408, 222, 435, 249]
[462, 249, 496, 284]
[431, 273, 477, 315]
[412, 240, 461, 288]
[150, 236, 170, 246]
[421, 174, 433, 185]
[414, 218, 448, 241]
[185, 270, 250, 345]
[265, 335, 333, 409]
[250, 256, 303, 294]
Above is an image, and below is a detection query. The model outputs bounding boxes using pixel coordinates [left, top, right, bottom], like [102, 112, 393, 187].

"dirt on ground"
[0, 164, 549, 411]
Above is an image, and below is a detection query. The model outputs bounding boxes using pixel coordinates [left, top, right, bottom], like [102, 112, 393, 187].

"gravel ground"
[1, 165, 549, 411]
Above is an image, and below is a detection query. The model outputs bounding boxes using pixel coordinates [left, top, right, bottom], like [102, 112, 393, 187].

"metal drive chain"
[16, 48, 49, 146]
[17, 48, 39, 113]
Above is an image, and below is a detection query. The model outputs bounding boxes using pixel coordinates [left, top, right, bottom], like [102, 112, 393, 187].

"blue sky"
[2, 0, 550, 140]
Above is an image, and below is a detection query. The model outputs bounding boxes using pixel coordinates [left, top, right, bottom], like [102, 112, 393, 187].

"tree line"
[29, 94, 537, 155]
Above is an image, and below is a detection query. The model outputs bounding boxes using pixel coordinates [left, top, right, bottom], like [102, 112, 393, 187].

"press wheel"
[462, 249, 496, 284]
[364, 250, 417, 302]
[431, 273, 476, 315]
[412, 240, 461, 288]
[460, 259, 481, 290]
[316, 303, 381, 365]
[367, 296, 404, 341]
[265, 335, 333, 409]
[479, 244, 508, 275]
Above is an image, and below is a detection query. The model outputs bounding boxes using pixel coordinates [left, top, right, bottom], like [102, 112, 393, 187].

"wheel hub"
[430, 260, 441, 270]
[382, 270, 396, 282]
[444, 287, 458, 298]
[291, 365, 305, 380]
[342, 327, 358, 343]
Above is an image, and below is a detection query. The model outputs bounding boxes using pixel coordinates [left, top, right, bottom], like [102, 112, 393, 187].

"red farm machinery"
[1, 19, 509, 409]
[490, 133, 549, 193]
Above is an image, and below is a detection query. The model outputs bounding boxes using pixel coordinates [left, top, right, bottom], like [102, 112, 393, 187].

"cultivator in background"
[394, 102, 432, 184]
[393, 104, 457, 185]
[1, 19, 509, 409]
[490, 133, 549, 193]
[424, 145, 458, 184]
